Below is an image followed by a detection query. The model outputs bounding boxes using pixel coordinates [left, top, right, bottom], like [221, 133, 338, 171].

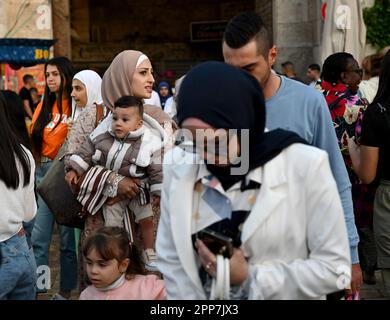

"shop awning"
[0, 38, 56, 66]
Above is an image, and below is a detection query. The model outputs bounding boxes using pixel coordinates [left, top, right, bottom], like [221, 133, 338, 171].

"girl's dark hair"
[83, 227, 145, 279]
[321, 52, 354, 84]
[372, 50, 390, 106]
[1, 90, 31, 150]
[0, 91, 31, 189]
[31, 56, 74, 156]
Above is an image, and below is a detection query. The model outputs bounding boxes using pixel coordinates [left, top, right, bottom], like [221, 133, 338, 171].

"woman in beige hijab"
[74, 50, 174, 289]
[95, 50, 174, 200]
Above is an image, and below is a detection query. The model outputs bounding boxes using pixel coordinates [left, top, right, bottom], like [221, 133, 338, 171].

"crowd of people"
[1, 11, 390, 301]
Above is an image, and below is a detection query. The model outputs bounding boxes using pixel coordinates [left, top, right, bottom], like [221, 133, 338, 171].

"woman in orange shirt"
[30, 57, 78, 300]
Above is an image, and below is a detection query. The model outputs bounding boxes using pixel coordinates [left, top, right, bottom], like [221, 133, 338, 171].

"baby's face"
[112, 106, 142, 139]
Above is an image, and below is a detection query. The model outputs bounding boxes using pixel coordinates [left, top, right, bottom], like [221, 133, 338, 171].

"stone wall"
[52, 0, 71, 58]
[0, 1, 8, 36]
[272, 0, 322, 80]
[70, 0, 254, 78]
[0, 0, 53, 39]
[255, 0, 273, 42]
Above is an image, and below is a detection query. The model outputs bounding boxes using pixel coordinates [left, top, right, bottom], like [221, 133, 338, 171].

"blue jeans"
[0, 233, 37, 300]
[31, 161, 78, 292]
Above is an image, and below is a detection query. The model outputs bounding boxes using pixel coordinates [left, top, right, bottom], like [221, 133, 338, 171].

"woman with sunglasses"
[319, 52, 376, 296]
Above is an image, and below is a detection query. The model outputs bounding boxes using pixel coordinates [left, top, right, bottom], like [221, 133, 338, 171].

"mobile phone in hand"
[197, 229, 234, 259]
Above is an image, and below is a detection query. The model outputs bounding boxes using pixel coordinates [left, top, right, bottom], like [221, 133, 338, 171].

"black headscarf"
[177, 61, 307, 190]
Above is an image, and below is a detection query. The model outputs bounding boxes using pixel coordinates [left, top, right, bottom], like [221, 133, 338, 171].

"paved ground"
[36, 226, 80, 300]
[37, 226, 388, 300]
[360, 271, 388, 300]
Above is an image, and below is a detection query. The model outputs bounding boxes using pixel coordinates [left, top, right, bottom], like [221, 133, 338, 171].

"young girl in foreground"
[79, 227, 165, 300]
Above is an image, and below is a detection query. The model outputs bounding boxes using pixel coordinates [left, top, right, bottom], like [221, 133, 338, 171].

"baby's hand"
[65, 170, 79, 187]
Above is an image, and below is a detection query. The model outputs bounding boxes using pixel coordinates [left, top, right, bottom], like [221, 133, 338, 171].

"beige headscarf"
[102, 49, 176, 127]
[101, 50, 144, 111]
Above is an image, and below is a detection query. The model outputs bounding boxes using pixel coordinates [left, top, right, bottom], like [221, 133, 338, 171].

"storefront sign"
[190, 21, 227, 42]
[0, 38, 55, 65]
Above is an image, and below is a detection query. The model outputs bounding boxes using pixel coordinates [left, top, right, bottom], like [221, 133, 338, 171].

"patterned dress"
[319, 81, 376, 229]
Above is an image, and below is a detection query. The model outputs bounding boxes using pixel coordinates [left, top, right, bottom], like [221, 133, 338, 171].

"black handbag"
[36, 104, 105, 229]
[36, 144, 85, 229]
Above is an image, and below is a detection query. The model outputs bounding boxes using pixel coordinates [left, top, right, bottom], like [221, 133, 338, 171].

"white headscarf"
[73, 70, 103, 109]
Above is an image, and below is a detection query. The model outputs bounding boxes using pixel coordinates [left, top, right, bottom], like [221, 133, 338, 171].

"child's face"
[112, 107, 143, 139]
[86, 248, 129, 288]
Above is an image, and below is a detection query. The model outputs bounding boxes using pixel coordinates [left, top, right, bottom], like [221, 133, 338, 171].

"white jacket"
[156, 143, 351, 300]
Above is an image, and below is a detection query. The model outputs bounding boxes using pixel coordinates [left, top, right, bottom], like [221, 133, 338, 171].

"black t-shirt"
[19, 87, 34, 114]
[360, 103, 390, 181]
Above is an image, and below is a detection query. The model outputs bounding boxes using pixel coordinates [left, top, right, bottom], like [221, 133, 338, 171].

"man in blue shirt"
[222, 11, 362, 296]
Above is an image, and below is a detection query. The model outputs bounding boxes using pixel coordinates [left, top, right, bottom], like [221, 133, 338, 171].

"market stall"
[0, 38, 55, 93]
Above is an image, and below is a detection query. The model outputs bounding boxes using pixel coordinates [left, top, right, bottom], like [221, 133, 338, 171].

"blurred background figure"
[359, 53, 383, 104]
[144, 89, 161, 108]
[29, 87, 41, 112]
[361, 55, 373, 81]
[163, 75, 185, 122]
[306, 63, 321, 87]
[281, 61, 303, 82]
[19, 74, 36, 119]
[157, 81, 172, 110]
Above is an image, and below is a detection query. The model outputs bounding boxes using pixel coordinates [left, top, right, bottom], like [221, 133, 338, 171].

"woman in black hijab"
[156, 61, 351, 300]
[177, 61, 306, 190]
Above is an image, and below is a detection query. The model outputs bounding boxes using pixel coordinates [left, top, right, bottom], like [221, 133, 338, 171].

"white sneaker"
[142, 248, 158, 272]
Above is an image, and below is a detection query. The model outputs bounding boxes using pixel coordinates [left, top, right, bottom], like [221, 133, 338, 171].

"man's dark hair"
[114, 95, 144, 117]
[223, 11, 272, 57]
[308, 64, 321, 72]
[22, 74, 34, 84]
